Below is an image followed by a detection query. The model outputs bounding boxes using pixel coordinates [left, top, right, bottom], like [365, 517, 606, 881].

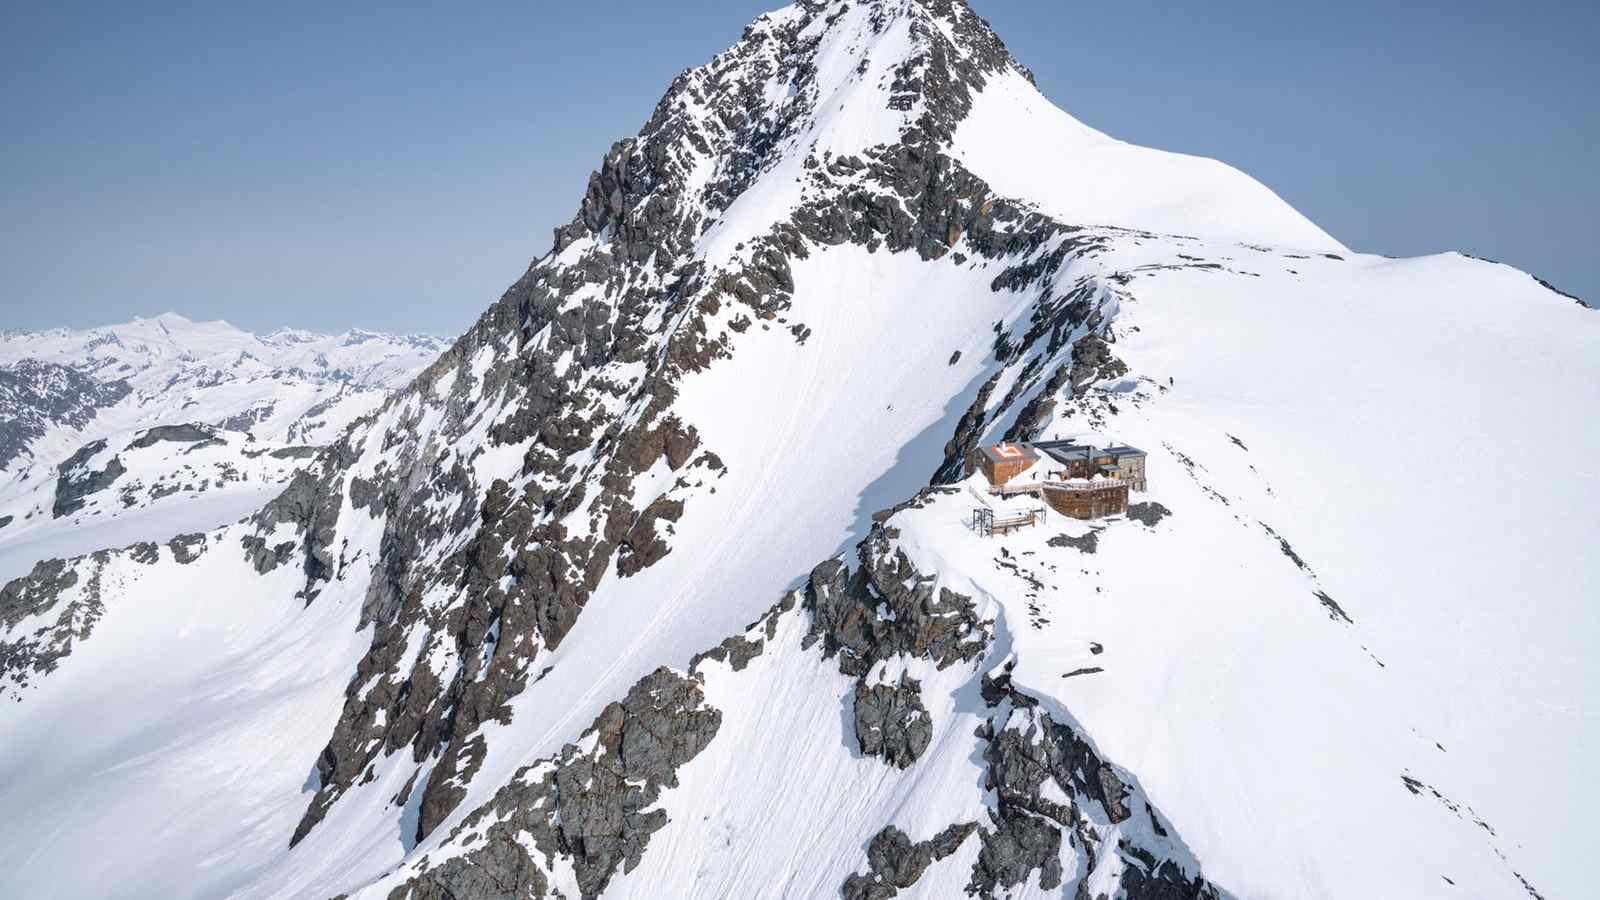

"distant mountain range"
[0, 312, 444, 582]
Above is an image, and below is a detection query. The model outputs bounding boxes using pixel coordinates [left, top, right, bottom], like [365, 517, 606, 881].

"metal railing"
[971, 506, 1045, 536]
[1040, 478, 1125, 492]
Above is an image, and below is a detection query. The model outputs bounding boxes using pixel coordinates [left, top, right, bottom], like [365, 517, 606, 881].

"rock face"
[384, 667, 722, 900]
[853, 675, 933, 768]
[127, 423, 218, 449]
[51, 440, 126, 518]
[969, 665, 1222, 900]
[0, 360, 130, 472]
[806, 494, 993, 677]
[0, 557, 101, 697]
[841, 823, 979, 899]
[0, 362, 127, 475]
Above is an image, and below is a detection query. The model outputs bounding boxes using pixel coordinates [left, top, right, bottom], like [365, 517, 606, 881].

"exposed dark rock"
[245, 470, 335, 594]
[127, 542, 160, 565]
[1047, 531, 1098, 554]
[854, 675, 933, 769]
[384, 667, 721, 900]
[0, 556, 104, 697]
[1126, 502, 1171, 527]
[689, 633, 766, 673]
[1531, 273, 1586, 308]
[969, 670, 1221, 899]
[804, 514, 991, 678]
[1314, 590, 1354, 624]
[52, 440, 127, 518]
[167, 533, 207, 564]
[969, 805, 1063, 894]
[1068, 331, 1128, 394]
[1260, 522, 1308, 571]
[128, 423, 216, 449]
[841, 822, 978, 899]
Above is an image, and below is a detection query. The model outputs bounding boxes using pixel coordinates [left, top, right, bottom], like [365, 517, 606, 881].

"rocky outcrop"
[968, 663, 1222, 900]
[383, 667, 721, 900]
[853, 675, 933, 768]
[841, 823, 978, 900]
[1127, 502, 1172, 527]
[1068, 331, 1129, 395]
[0, 556, 101, 697]
[805, 496, 992, 679]
[127, 423, 217, 449]
[1048, 531, 1099, 554]
[52, 440, 126, 518]
[168, 532, 208, 565]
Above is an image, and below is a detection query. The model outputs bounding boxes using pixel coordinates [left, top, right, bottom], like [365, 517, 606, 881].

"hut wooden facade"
[1043, 481, 1130, 520]
[973, 443, 1039, 487]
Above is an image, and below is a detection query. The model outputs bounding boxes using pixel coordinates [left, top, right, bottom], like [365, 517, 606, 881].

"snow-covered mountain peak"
[0, 314, 447, 397]
[0, 4, 1592, 900]
[550, 0, 1339, 282]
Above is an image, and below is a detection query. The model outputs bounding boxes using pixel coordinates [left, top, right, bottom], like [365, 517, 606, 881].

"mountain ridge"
[0, 2, 1593, 898]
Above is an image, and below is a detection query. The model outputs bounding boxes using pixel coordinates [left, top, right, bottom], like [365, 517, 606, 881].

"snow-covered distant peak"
[0, 314, 448, 474]
[0, 313, 447, 390]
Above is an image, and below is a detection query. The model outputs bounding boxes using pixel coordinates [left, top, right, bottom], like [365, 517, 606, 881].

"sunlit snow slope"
[1, 2, 1593, 900]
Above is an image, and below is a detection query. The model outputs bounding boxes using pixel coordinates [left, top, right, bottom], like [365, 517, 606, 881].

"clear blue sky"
[3, 1, 1595, 337]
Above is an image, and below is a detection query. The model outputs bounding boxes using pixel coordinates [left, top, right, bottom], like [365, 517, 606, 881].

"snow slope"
[1, 2, 1593, 899]
[951, 67, 1347, 254]
[0, 425, 313, 583]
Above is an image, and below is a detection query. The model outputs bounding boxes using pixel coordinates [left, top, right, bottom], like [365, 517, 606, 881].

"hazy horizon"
[3, 0, 1595, 338]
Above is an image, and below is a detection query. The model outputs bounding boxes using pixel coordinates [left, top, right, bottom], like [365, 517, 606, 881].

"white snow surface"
[951, 68, 1348, 254]
[0, 427, 309, 583]
[0, 311, 446, 465]
[1, 2, 1595, 898]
